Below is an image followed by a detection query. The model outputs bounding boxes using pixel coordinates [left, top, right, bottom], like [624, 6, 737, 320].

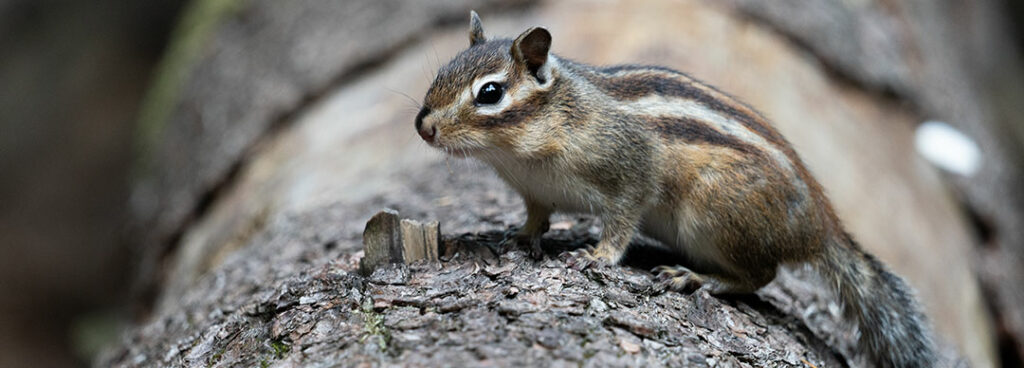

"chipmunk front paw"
[499, 229, 544, 259]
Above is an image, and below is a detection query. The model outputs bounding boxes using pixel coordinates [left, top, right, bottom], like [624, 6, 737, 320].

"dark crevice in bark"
[980, 275, 1024, 367]
[962, 199, 998, 249]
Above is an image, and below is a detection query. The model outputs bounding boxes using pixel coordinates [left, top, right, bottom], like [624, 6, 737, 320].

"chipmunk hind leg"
[642, 205, 778, 295]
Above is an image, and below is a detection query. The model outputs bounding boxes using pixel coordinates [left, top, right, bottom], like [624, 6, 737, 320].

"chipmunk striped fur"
[416, 11, 937, 367]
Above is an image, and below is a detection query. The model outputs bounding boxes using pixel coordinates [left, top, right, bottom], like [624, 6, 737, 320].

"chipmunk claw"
[652, 265, 705, 294]
[499, 231, 545, 260]
[561, 247, 604, 271]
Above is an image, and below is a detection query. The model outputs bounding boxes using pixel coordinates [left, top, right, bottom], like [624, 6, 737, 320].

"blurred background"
[0, 1, 185, 366]
[1, 0, 1023, 367]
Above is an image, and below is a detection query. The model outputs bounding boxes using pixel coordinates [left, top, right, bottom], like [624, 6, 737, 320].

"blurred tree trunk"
[0, 1, 184, 366]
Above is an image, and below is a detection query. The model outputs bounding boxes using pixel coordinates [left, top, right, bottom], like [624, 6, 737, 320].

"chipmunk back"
[416, 11, 937, 367]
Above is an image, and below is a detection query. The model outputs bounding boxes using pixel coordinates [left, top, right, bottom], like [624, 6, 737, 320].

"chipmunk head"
[416, 11, 560, 157]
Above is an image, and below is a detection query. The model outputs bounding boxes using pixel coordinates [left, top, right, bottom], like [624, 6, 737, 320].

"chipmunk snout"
[415, 106, 436, 143]
[418, 126, 436, 143]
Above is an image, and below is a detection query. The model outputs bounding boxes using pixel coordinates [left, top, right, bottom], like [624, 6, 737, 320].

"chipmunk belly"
[485, 157, 606, 214]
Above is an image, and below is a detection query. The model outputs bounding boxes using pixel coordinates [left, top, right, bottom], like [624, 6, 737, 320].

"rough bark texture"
[101, 171, 847, 366]
[113, 0, 1024, 366]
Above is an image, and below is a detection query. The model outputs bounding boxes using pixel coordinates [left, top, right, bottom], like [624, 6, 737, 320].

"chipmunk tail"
[816, 233, 938, 367]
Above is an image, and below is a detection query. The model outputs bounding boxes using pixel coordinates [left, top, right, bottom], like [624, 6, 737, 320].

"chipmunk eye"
[475, 82, 503, 105]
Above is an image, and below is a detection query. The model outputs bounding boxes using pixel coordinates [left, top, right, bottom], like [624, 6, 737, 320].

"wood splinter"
[359, 209, 440, 275]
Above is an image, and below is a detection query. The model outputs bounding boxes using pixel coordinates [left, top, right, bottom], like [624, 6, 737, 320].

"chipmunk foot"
[652, 265, 707, 294]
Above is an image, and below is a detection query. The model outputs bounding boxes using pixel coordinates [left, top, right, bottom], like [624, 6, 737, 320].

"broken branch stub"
[360, 209, 440, 275]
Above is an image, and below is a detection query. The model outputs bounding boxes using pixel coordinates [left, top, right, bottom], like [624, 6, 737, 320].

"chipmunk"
[415, 11, 937, 367]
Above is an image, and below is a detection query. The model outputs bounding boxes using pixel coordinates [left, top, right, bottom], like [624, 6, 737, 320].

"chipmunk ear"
[511, 27, 551, 81]
[469, 11, 486, 46]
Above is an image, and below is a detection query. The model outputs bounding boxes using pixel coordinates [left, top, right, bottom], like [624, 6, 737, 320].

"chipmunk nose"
[418, 126, 436, 142]
[415, 106, 436, 143]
